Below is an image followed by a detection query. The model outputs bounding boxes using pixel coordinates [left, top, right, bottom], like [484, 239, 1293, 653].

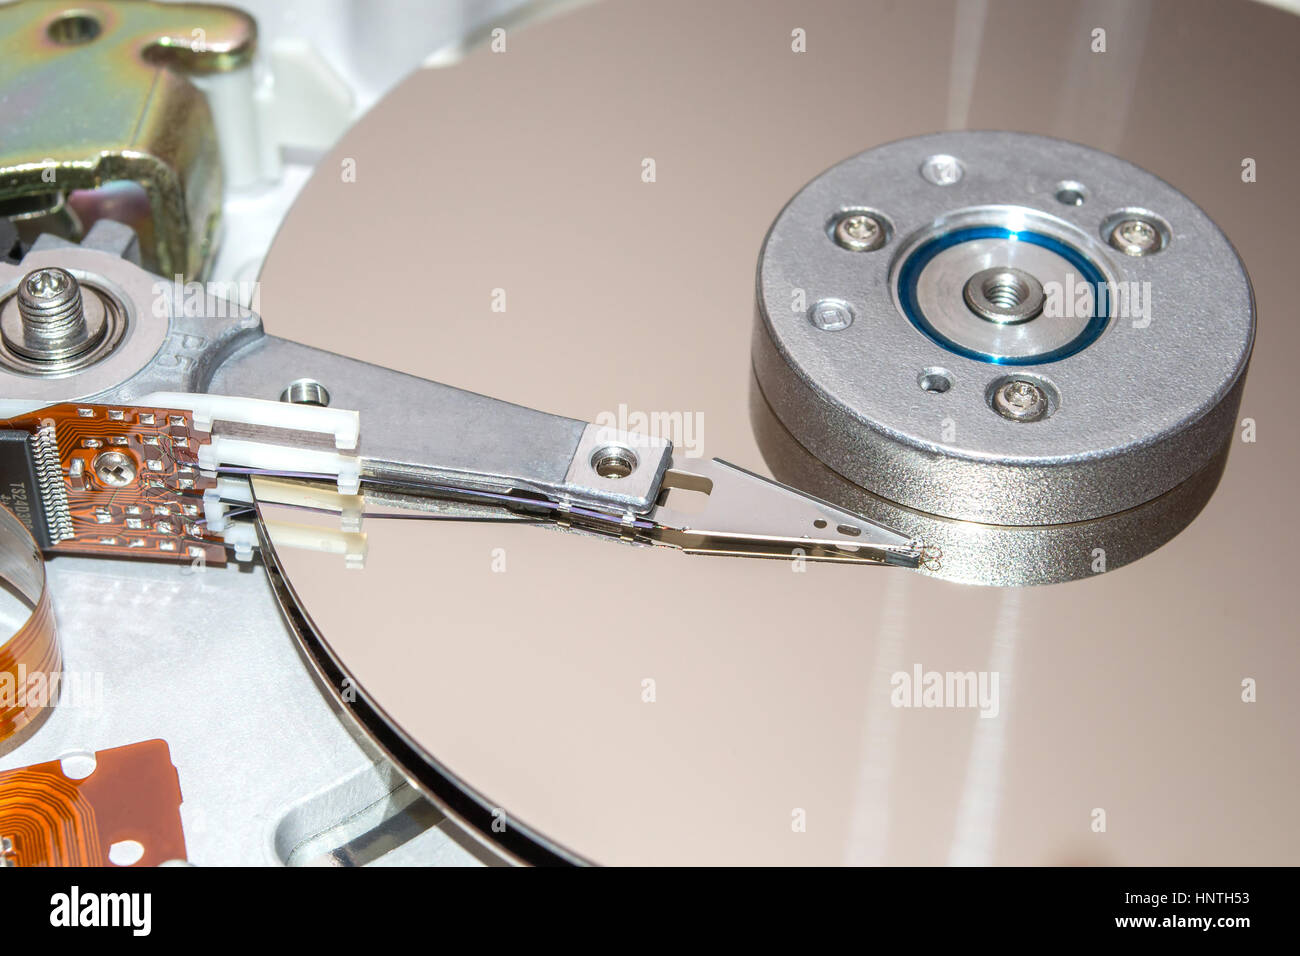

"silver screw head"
[1, 265, 117, 372]
[1109, 218, 1162, 256]
[10, 266, 91, 358]
[808, 298, 854, 331]
[92, 450, 137, 487]
[993, 380, 1049, 422]
[22, 268, 74, 300]
[833, 212, 886, 252]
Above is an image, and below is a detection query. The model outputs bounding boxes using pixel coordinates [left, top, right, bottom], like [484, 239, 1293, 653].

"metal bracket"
[0, 0, 257, 278]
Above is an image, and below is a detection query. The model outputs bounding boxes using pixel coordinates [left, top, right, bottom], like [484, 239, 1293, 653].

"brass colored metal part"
[0, 1, 257, 278]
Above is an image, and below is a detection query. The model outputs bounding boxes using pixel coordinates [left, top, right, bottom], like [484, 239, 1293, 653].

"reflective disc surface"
[255, 0, 1299, 864]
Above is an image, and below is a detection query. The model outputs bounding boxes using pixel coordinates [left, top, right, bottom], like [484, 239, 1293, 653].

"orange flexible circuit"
[0, 402, 226, 565]
[2, 401, 227, 749]
[0, 739, 186, 866]
[0, 503, 60, 752]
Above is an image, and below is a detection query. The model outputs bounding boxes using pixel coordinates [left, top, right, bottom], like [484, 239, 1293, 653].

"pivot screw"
[832, 212, 886, 252]
[23, 267, 73, 300]
[1109, 218, 1162, 256]
[92, 451, 137, 487]
[14, 267, 90, 355]
[992, 380, 1049, 422]
[1, 265, 116, 372]
[808, 298, 854, 331]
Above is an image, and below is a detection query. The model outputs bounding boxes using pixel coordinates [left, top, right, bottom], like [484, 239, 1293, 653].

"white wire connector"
[197, 437, 361, 494]
[139, 391, 358, 449]
[220, 520, 260, 563]
[138, 391, 362, 494]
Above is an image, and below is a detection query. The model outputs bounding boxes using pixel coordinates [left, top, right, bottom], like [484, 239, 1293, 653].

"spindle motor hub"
[753, 131, 1254, 527]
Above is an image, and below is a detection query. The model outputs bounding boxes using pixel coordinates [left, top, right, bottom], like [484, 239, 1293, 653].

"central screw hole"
[591, 445, 638, 479]
[982, 274, 1029, 309]
[963, 266, 1045, 325]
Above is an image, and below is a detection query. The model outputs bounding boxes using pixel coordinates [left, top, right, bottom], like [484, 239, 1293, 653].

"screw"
[1109, 218, 1162, 256]
[833, 212, 886, 252]
[14, 267, 90, 354]
[591, 444, 638, 479]
[24, 268, 72, 299]
[808, 298, 854, 331]
[1, 266, 114, 372]
[92, 450, 137, 487]
[992, 380, 1049, 422]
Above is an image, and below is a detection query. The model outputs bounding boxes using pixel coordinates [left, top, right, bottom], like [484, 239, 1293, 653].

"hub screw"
[1109, 218, 1162, 256]
[832, 212, 886, 252]
[992, 380, 1049, 422]
[808, 298, 854, 331]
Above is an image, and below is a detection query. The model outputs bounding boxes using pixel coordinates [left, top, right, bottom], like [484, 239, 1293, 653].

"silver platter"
[255, 0, 1300, 864]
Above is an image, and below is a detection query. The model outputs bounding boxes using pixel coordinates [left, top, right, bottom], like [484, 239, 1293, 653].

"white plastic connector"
[203, 489, 227, 533]
[202, 477, 254, 533]
[262, 520, 367, 570]
[204, 475, 363, 533]
[252, 476, 364, 532]
[197, 438, 360, 494]
[139, 391, 359, 450]
[214, 476, 254, 504]
[220, 521, 260, 563]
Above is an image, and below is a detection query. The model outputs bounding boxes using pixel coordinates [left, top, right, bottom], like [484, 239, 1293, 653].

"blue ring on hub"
[896, 226, 1110, 365]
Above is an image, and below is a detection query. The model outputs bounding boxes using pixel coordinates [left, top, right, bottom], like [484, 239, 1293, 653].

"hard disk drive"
[0, 0, 1296, 876]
